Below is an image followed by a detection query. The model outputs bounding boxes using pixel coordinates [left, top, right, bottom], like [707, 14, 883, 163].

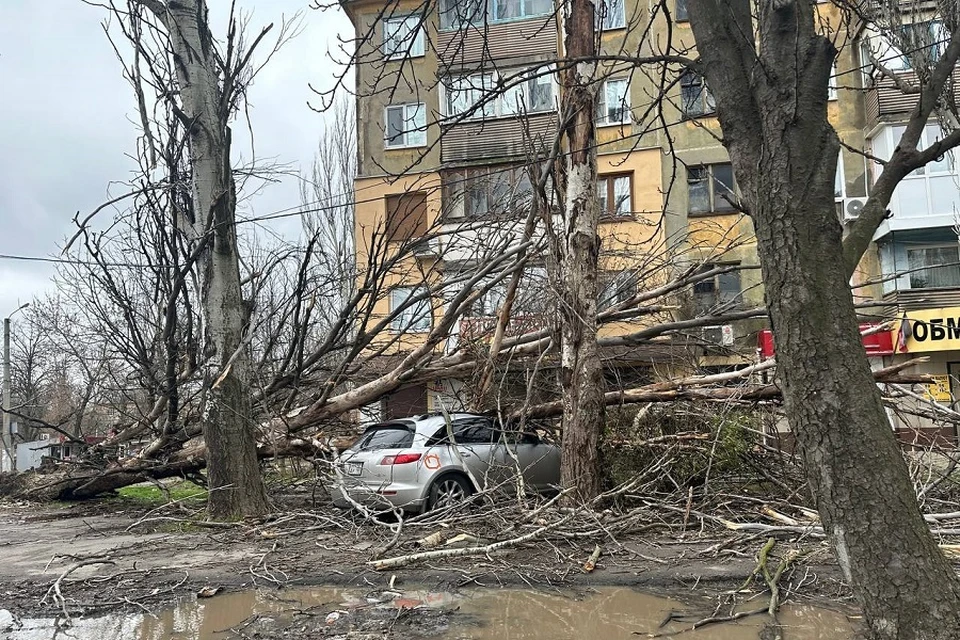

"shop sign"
[897, 307, 960, 353]
[924, 374, 953, 403]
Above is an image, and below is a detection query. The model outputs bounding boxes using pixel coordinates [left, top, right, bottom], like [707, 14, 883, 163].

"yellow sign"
[924, 375, 953, 403]
[897, 307, 960, 353]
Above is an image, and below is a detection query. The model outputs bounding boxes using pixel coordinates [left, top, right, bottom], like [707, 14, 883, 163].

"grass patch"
[117, 480, 207, 506]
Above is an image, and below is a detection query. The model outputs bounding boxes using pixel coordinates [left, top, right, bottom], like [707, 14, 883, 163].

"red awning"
[758, 323, 894, 358]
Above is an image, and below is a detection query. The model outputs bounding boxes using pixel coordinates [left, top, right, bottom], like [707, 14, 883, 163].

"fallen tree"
[0, 358, 937, 502]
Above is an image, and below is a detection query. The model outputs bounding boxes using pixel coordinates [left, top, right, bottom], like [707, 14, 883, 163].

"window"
[862, 32, 909, 75]
[687, 163, 736, 214]
[492, 0, 553, 22]
[693, 264, 742, 313]
[680, 70, 715, 118]
[834, 152, 845, 200]
[444, 166, 533, 218]
[893, 124, 956, 176]
[858, 25, 944, 80]
[597, 78, 630, 126]
[675, 0, 688, 21]
[445, 68, 555, 119]
[390, 286, 432, 332]
[900, 20, 947, 66]
[386, 192, 427, 241]
[515, 265, 549, 315]
[439, 0, 551, 29]
[828, 62, 838, 100]
[444, 74, 493, 119]
[907, 246, 960, 289]
[597, 174, 632, 217]
[385, 103, 426, 148]
[439, 0, 486, 30]
[503, 68, 556, 113]
[599, 271, 637, 310]
[383, 14, 424, 60]
[598, 0, 625, 30]
[354, 426, 415, 451]
[428, 417, 498, 445]
[470, 280, 508, 317]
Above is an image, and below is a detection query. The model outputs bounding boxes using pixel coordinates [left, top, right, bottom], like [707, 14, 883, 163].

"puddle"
[453, 589, 854, 639]
[2, 586, 856, 639]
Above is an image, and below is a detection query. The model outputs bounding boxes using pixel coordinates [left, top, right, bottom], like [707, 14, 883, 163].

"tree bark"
[148, 0, 270, 519]
[556, 0, 604, 502]
[688, 1, 960, 637]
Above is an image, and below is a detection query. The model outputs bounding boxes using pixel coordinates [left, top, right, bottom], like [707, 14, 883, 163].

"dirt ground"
[0, 488, 858, 639]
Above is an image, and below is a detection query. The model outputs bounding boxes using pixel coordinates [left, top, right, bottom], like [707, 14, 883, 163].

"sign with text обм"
[898, 307, 960, 353]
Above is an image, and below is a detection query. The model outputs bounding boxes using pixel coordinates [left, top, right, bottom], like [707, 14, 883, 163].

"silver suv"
[332, 412, 561, 513]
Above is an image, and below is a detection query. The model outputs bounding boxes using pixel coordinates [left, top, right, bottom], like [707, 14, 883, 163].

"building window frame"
[438, 0, 486, 30]
[442, 67, 556, 120]
[444, 165, 534, 219]
[439, 0, 553, 30]
[680, 70, 715, 118]
[687, 163, 737, 215]
[599, 270, 638, 310]
[389, 286, 432, 333]
[596, 78, 630, 127]
[905, 244, 960, 290]
[597, 0, 626, 31]
[383, 14, 425, 61]
[491, 0, 554, 22]
[597, 173, 633, 218]
[384, 103, 427, 149]
[693, 263, 743, 314]
[675, 0, 688, 22]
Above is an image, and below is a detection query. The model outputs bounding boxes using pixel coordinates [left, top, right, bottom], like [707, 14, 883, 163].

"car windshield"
[353, 426, 414, 451]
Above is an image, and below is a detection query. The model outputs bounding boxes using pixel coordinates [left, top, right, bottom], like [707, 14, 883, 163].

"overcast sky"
[0, 0, 352, 319]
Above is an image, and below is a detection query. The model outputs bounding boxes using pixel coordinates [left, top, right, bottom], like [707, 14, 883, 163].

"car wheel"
[427, 475, 472, 511]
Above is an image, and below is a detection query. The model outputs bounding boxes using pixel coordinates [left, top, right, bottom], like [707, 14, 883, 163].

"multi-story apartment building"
[851, 17, 960, 442]
[343, 0, 960, 437]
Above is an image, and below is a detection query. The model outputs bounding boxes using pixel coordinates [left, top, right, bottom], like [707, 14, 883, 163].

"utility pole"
[3, 303, 29, 473]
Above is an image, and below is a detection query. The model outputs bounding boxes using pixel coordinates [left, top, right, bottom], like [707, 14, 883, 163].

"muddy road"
[0, 495, 858, 638]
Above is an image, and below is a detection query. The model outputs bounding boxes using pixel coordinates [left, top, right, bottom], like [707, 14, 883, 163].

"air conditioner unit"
[39, 433, 49, 441]
[701, 324, 735, 347]
[843, 197, 866, 221]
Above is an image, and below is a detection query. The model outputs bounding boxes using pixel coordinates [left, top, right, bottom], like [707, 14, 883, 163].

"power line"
[0, 253, 168, 269]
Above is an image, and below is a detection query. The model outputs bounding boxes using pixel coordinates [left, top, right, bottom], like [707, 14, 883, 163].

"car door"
[449, 417, 500, 490]
[514, 433, 561, 490]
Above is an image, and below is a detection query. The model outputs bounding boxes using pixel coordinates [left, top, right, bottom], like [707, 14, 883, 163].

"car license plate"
[345, 462, 362, 476]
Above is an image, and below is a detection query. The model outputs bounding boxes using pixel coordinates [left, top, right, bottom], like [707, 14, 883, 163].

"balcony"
[865, 68, 960, 130]
[882, 287, 960, 312]
[435, 15, 558, 67]
[869, 124, 960, 238]
[440, 112, 558, 164]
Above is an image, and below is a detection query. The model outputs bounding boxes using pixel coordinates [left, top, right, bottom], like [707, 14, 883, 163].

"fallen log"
[0, 437, 331, 502]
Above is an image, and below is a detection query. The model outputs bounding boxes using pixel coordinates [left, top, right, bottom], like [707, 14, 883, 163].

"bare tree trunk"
[146, 0, 269, 519]
[688, 2, 960, 637]
[556, 0, 604, 502]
